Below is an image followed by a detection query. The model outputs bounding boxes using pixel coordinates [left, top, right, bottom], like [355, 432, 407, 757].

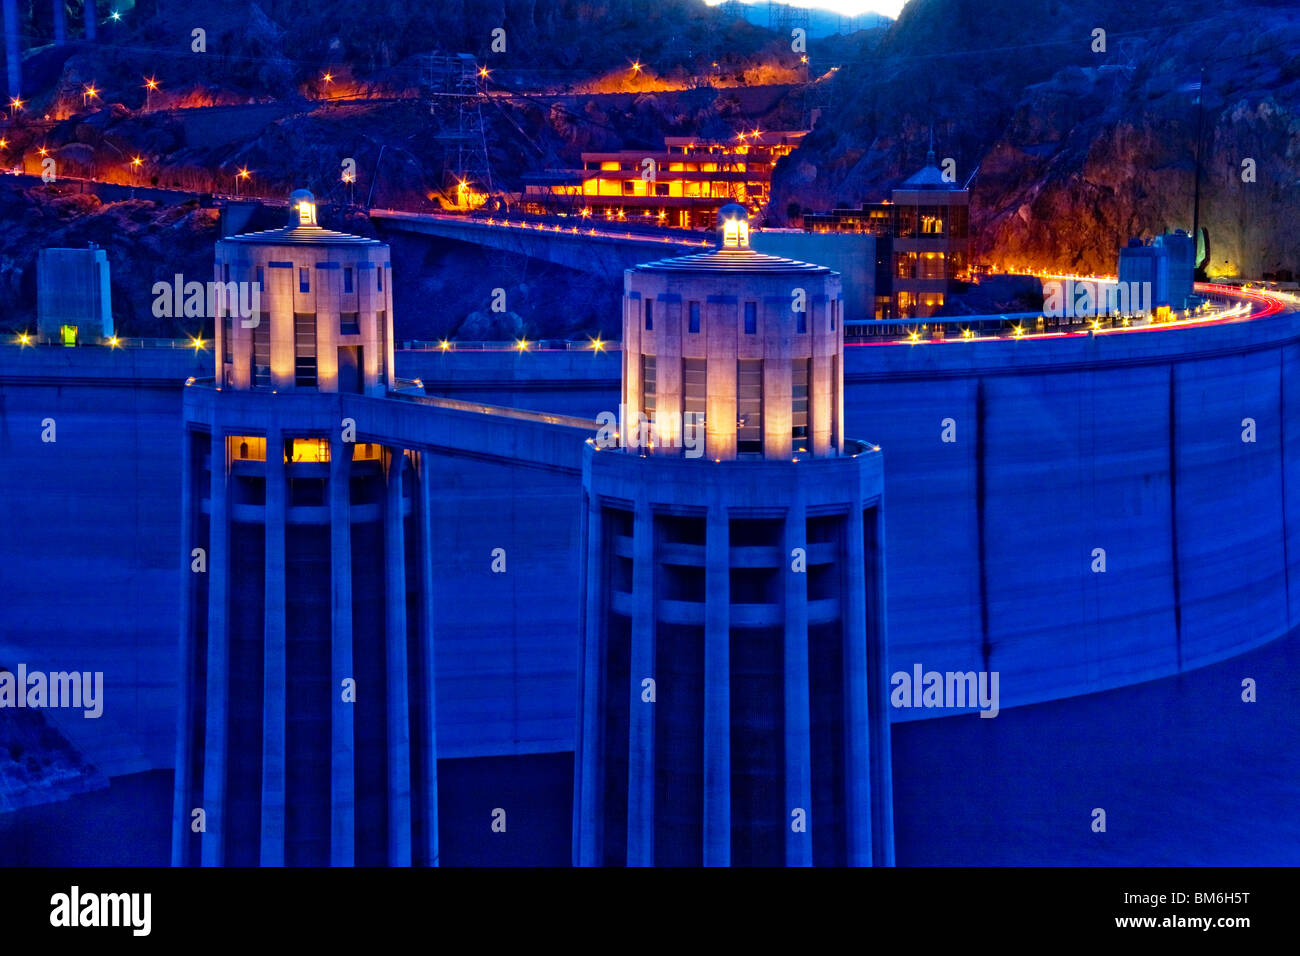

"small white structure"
[37, 244, 113, 345]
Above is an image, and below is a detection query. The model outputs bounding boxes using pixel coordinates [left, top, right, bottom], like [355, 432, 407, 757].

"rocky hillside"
[774, 0, 1300, 278]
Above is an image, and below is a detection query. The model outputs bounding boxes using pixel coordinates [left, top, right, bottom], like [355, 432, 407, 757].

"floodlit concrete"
[1, 298, 1298, 790]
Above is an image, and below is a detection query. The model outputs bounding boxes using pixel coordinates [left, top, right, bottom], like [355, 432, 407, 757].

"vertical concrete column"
[414, 452, 440, 867]
[843, 505, 873, 866]
[705, 295, 738, 460]
[328, 436, 355, 866]
[171, 427, 196, 866]
[656, 293, 682, 455]
[384, 449, 413, 865]
[200, 429, 230, 866]
[626, 495, 655, 865]
[783, 494, 812, 866]
[260, 424, 287, 866]
[867, 506, 895, 866]
[762, 296, 792, 460]
[316, 263, 339, 392]
[232, 261, 254, 389]
[270, 266, 295, 390]
[575, 491, 604, 866]
[623, 292, 643, 437]
[702, 499, 731, 866]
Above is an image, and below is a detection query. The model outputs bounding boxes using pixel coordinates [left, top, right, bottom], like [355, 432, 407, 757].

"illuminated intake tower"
[172, 191, 438, 866]
[575, 206, 894, 866]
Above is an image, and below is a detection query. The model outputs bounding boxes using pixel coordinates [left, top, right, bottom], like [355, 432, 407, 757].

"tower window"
[256, 267, 264, 288]
[683, 358, 707, 436]
[744, 302, 757, 334]
[252, 320, 270, 388]
[797, 308, 807, 334]
[792, 358, 810, 453]
[340, 312, 360, 335]
[641, 354, 657, 420]
[645, 299, 654, 331]
[737, 359, 763, 455]
[378, 267, 384, 292]
[299, 268, 310, 293]
[689, 301, 700, 334]
[294, 313, 317, 386]
[344, 268, 354, 293]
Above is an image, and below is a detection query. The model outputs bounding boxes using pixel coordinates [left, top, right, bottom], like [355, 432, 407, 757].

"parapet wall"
[849, 312, 1300, 716]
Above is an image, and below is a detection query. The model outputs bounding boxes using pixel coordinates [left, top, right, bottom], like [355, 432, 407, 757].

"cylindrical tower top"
[213, 188, 393, 396]
[619, 229, 845, 461]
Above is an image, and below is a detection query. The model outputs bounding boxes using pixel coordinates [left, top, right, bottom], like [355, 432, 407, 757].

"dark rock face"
[773, 0, 1300, 279]
[0, 181, 222, 336]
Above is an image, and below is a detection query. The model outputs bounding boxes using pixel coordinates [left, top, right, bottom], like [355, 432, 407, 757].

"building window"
[831, 300, 837, 331]
[918, 252, 946, 280]
[797, 308, 807, 334]
[222, 314, 232, 366]
[287, 437, 330, 463]
[294, 313, 317, 386]
[252, 319, 270, 388]
[256, 267, 264, 288]
[222, 263, 230, 283]
[744, 302, 757, 334]
[683, 358, 706, 436]
[299, 268, 310, 293]
[229, 435, 267, 461]
[737, 358, 763, 455]
[689, 301, 700, 334]
[377, 310, 387, 384]
[645, 298, 653, 331]
[340, 312, 360, 335]
[378, 267, 384, 292]
[344, 267, 354, 293]
[792, 358, 810, 454]
[641, 354, 657, 421]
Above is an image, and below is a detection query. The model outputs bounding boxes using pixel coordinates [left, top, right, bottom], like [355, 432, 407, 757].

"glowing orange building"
[520, 131, 806, 230]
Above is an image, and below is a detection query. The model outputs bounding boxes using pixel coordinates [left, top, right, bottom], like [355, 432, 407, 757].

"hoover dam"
[0, 279, 1294, 792]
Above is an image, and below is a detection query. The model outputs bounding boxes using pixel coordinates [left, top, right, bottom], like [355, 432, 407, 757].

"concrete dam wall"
[2, 306, 1298, 776]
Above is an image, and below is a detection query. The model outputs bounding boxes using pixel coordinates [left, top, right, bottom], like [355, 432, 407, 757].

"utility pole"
[1191, 65, 1207, 280]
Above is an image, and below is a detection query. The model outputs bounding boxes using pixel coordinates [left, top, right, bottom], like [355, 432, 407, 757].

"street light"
[235, 166, 250, 197]
[83, 85, 99, 108]
[7, 97, 22, 121]
[143, 76, 159, 111]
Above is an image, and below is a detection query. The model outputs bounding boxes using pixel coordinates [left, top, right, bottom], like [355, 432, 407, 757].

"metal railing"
[402, 338, 621, 352]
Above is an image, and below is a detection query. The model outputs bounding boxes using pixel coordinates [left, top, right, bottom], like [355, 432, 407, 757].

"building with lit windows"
[520, 130, 806, 229]
[574, 205, 894, 866]
[804, 147, 970, 318]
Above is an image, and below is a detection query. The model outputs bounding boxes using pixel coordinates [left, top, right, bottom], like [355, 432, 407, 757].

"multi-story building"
[520, 131, 807, 230]
[804, 148, 970, 318]
[574, 205, 894, 866]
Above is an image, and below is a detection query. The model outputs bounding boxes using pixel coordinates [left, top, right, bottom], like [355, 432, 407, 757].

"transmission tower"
[421, 52, 497, 209]
[768, 1, 810, 37]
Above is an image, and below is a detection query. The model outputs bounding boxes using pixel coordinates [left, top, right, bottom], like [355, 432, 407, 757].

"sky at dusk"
[705, 0, 905, 21]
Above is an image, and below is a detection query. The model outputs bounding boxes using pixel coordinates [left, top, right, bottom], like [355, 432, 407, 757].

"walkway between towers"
[370, 209, 702, 278]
